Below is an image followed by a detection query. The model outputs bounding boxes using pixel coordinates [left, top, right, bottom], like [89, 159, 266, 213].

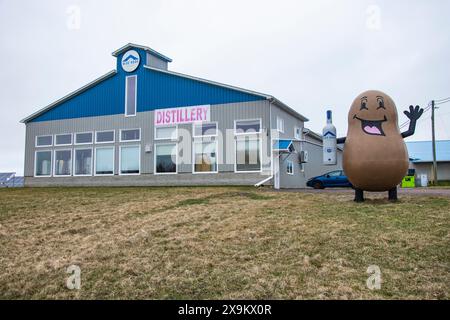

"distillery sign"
[154, 105, 210, 126]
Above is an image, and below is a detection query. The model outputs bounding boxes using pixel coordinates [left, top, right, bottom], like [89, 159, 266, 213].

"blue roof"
[22, 45, 269, 123]
[273, 140, 293, 152]
[406, 140, 450, 163]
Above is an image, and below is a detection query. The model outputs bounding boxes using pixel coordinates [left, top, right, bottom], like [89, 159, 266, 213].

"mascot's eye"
[360, 99, 368, 110]
[377, 98, 385, 110]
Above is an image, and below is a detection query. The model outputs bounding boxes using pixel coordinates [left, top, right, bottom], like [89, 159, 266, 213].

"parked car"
[306, 170, 353, 189]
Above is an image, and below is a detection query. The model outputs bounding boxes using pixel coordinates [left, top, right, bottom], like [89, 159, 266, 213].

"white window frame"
[34, 150, 52, 177]
[73, 148, 94, 177]
[94, 146, 115, 176]
[234, 136, 263, 173]
[75, 131, 94, 145]
[119, 145, 141, 176]
[119, 128, 141, 142]
[53, 149, 72, 177]
[192, 121, 218, 138]
[95, 130, 115, 144]
[154, 125, 178, 141]
[192, 139, 219, 174]
[287, 160, 294, 175]
[277, 117, 285, 133]
[35, 135, 53, 148]
[125, 75, 137, 117]
[294, 127, 302, 140]
[234, 119, 262, 136]
[54, 133, 73, 146]
[154, 142, 178, 175]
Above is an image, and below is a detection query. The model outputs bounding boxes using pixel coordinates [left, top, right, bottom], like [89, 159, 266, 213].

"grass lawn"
[0, 187, 448, 300]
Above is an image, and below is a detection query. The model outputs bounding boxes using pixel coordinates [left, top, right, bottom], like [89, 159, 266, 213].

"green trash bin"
[401, 176, 415, 188]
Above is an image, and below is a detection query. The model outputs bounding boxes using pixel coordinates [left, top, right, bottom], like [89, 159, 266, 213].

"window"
[155, 126, 177, 140]
[120, 145, 140, 175]
[36, 135, 52, 147]
[236, 137, 261, 172]
[327, 171, 341, 177]
[120, 129, 140, 142]
[95, 147, 114, 175]
[74, 149, 93, 176]
[75, 132, 93, 145]
[155, 143, 177, 174]
[277, 117, 284, 133]
[193, 122, 217, 137]
[235, 119, 261, 135]
[54, 150, 72, 176]
[193, 141, 217, 173]
[55, 133, 72, 146]
[35, 151, 52, 177]
[294, 127, 302, 140]
[96, 131, 115, 143]
[125, 75, 137, 116]
[287, 161, 294, 175]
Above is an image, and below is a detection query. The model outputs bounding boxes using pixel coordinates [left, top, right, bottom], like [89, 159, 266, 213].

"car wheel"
[313, 181, 324, 189]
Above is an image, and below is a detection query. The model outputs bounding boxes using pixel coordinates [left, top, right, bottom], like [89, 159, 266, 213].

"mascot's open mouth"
[354, 115, 387, 136]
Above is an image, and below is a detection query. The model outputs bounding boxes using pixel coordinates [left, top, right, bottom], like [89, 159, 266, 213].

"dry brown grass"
[0, 186, 448, 299]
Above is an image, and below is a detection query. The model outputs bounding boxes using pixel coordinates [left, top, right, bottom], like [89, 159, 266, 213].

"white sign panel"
[121, 50, 140, 73]
[154, 105, 210, 126]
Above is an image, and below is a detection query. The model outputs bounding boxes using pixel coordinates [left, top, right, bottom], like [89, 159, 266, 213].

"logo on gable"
[121, 50, 140, 72]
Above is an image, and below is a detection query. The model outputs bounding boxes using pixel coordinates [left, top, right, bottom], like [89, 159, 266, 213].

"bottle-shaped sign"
[323, 110, 337, 165]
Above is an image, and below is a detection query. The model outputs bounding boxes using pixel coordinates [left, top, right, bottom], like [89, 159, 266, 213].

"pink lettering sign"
[154, 105, 210, 126]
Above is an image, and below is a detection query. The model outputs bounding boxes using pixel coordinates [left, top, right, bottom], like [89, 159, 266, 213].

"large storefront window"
[155, 126, 177, 140]
[95, 147, 114, 175]
[120, 146, 140, 175]
[54, 150, 72, 176]
[235, 119, 261, 135]
[155, 143, 177, 174]
[236, 137, 261, 172]
[35, 151, 52, 177]
[194, 141, 217, 173]
[74, 149, 93, 176]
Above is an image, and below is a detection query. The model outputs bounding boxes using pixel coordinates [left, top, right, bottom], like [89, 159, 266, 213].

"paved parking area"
[275, 187, 450, 197]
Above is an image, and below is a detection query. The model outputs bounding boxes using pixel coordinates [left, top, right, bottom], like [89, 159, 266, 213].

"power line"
[435, 99, 450, 106]
[399, 103, 432, 129]
[434, 96, 450, 103]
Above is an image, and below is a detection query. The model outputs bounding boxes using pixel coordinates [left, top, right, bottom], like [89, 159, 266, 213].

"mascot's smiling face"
[348, 90, 399, 137]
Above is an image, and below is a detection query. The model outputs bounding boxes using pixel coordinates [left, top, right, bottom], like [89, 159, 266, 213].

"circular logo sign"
[121, 50, 140, 72]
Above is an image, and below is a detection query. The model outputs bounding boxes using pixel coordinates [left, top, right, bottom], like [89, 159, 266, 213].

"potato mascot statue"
[337, 90, 424, 202]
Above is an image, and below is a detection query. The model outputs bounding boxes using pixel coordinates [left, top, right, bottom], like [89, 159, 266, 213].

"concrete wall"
[24, 100, 283, 186]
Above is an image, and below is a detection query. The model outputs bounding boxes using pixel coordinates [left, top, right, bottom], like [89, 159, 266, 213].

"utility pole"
[431, 100, 438, 185]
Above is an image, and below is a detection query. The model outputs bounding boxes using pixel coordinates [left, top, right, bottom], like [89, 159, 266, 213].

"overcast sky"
[1, 0, 449, 175]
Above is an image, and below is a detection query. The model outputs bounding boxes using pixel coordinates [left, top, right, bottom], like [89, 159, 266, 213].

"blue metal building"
[22, 44, 342, 187]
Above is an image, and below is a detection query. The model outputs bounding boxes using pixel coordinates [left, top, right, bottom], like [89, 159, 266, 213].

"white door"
[274, 153, 280, 189]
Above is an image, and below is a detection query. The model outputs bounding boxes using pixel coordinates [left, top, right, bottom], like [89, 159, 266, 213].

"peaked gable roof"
[21, 44, 308, 123]
[112, 43, 172, 62]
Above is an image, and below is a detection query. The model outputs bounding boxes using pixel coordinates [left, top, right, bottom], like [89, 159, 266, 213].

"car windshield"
[327, 171, 341, 177]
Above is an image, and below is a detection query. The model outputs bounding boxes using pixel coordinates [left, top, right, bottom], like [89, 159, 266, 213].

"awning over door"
[273, 140, 295, 153]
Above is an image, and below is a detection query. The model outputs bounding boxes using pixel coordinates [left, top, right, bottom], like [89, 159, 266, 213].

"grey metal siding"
[146, 53, 168, 70]
[278, 147, 305, 188]
[302, 142, 343, 180]
[24, 100, 272, 185]
[270, 103, 304, 140]
[410, 162, 450, 182]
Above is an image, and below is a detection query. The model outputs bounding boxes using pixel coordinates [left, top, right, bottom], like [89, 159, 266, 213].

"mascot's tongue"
[364, 125, 381, 135]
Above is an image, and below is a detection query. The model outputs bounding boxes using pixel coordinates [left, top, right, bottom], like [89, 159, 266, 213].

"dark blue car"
[306, 170, 353, 189]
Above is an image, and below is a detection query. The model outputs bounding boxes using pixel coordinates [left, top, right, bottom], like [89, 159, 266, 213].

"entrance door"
[274, 153, 280, 189]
